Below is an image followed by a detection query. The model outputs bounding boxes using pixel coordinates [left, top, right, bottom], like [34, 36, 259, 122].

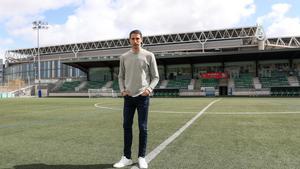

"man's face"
[129, 33, 142, 49]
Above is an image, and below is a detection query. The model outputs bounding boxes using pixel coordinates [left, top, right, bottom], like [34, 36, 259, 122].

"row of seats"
[195, 79, 219, 89]
[58, 81, 106, 92]
[234, 73, 253, 88]
[57, 72, 296, 92]
[58, 81, 81, 92]
[260, 71, 289, 88]
[153, 91, 179, 97]
[166, 79, 190, 89]
[271, 88, 300, 96]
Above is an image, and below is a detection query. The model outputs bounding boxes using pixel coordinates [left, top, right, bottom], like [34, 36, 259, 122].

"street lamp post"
[32, 20, 48, 97]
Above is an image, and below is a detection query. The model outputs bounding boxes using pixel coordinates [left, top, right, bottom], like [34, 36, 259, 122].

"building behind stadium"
[1, 25, 300, 97]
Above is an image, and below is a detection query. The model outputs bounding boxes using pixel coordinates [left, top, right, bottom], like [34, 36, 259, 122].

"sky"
[1, 0, 300, 61]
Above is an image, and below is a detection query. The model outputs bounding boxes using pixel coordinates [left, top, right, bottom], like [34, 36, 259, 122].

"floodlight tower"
[32, 20, 48, 97]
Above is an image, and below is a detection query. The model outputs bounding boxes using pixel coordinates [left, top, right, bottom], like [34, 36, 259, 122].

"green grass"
[0, 97, 300, 169]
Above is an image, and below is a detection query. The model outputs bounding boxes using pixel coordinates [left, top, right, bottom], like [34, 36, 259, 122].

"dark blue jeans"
[123, 95, 149, 159]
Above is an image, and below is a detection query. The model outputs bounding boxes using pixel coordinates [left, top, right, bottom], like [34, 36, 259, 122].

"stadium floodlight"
[32, 20, 48, 97]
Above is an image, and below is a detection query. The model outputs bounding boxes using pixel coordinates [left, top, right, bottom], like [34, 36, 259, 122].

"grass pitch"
[0, 97, 299, 169]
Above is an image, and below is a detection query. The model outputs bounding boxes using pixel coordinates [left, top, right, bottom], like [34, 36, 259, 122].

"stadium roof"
[62, 47, 300, 73]
[7, 26, 258, 55]
[5, 25, 300, 65]
[6, 26, 259, 61]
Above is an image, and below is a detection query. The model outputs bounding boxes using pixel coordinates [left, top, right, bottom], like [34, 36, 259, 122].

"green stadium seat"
[166, 79, 190, 89]
[58, 81, 81, 92]
[260, 71, 289, 88]
[234, 73, 253, 89]
[195, 78, 219, 89]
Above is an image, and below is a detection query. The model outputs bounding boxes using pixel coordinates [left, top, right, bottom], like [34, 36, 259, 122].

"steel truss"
[8, 26, 300, 63]
[265, 36, 300, 48]
[6, 26, 259, 62]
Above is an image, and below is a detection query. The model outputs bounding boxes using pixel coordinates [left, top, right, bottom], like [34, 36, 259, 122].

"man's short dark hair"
[129, 29, 142, 38]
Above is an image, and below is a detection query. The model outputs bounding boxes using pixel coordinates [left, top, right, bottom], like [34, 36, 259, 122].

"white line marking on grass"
[130, 99, 221, 169]
[94, 103, 121, 111]
[211, 111, 300, 115]
[94, 103, 195, 114]
[149, 110, 195, 114]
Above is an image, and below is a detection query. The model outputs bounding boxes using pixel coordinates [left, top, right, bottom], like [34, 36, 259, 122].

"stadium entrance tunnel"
[219, 86, 228, 96]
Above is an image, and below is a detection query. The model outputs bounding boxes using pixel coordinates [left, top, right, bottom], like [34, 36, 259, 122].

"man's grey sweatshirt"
[118, 48, 159, 97]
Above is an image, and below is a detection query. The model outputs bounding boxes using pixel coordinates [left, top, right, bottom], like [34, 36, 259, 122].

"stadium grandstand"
[2, 25, 300, 98]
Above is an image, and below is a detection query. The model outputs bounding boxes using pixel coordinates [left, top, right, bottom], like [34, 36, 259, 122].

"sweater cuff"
[146, 87, 153, 93]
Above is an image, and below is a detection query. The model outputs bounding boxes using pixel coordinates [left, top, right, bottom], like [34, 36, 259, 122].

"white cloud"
[41, 0, 123, 45]
[115, 0, 255, 35]
[2, 0, 256, 48]
[45, 0, 255, 46]
[0, 0, 83, 48]
[257, 3, 300, 37]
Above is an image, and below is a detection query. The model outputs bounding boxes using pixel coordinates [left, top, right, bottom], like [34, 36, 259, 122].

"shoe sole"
[113, 162, 133, 168]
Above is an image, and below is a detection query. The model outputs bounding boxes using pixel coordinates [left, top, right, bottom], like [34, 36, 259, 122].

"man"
[113, 30, 159, 169]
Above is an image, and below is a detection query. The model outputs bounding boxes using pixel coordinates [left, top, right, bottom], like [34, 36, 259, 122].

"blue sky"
[1, 0, 300, 61]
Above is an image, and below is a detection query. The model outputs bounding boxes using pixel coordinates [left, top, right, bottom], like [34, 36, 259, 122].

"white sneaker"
[138, 157, 148, 169]
[113, 156, 133, 168]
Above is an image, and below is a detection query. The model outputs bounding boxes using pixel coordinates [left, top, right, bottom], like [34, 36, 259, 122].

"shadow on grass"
[13, 163, 114, 169]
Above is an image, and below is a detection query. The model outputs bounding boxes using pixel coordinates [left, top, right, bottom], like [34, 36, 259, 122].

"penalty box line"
[94, 103, 196, 114]
[211, 112, 300, 115]
[130, 99, 221, 169]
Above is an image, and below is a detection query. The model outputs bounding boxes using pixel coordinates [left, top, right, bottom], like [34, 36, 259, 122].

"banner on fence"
[199, 72, 228, 79]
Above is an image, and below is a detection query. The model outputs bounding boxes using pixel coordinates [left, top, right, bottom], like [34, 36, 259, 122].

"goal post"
[88, 88, 118, 98]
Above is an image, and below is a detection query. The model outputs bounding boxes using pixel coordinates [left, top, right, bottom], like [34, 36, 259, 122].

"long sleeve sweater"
[118, 48, 159, 97]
